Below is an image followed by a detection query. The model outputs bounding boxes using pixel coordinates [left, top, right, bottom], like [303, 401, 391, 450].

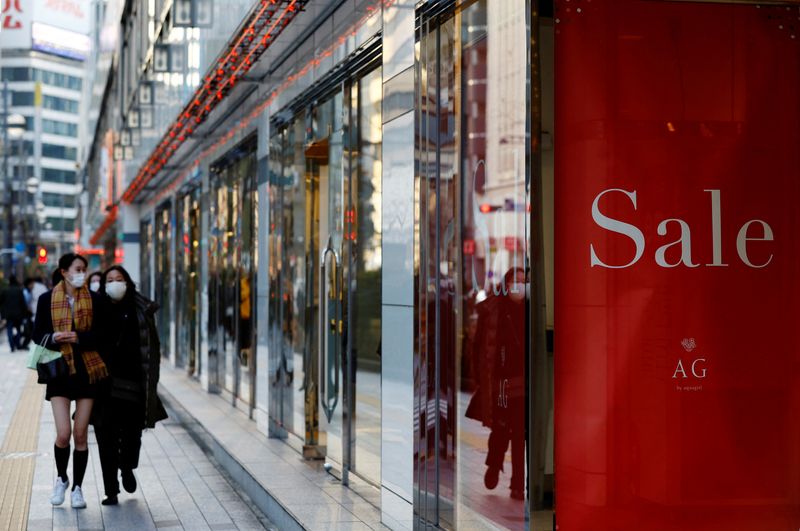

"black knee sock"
[72, 449, 88, 490]
[54, 444, 70, 482]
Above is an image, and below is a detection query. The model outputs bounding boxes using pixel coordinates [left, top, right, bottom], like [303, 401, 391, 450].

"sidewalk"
[0, 342, 276, 530]
[158, 364, 389, 531]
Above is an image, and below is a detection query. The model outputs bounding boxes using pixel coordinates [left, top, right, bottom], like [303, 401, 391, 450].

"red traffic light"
[37, 247, 48, 264]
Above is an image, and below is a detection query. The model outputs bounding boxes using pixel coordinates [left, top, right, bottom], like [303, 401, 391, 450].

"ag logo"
[673, 338, 706, 379]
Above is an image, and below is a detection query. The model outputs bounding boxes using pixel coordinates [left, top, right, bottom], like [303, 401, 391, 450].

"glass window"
[42, 168, 77, 183]
[42, 119, 78, 137]
[41, 192, 76, 208]
[1, 67, 82, 89]
[416, 1, 535, 529]
[42, 95, 80, 114]
[11, 92, 34, 106]
[1, 67, 32, 81]
[42, 143, 77, 160]
[45, 217, 75, 232]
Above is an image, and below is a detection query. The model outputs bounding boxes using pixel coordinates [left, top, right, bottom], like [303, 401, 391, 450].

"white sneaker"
[50, 477, 69, 505]
[70, 486, 86, 509]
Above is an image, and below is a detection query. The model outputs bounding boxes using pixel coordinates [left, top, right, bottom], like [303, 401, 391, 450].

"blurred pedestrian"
[0, 277, 29, 351]
[32, 253, 109, 509]
[25, 277, 48, 322]
[93, 265, 167, 506]
[19, 278, 34, 349]
[88, 272, 102, 293]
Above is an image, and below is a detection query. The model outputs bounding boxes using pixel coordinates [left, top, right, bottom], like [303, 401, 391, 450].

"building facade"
[0, 0, 97, 263]
[82, 0, 800, 529]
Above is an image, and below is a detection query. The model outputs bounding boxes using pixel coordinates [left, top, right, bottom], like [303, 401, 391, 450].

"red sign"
[2, 0, 22, 29]
[556, 1, 800, 529]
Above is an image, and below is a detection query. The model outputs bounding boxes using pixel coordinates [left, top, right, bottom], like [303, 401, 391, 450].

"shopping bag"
[26, 334, 62, 370]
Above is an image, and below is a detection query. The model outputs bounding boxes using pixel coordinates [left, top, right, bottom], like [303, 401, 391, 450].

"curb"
[157, 387, 306, 531]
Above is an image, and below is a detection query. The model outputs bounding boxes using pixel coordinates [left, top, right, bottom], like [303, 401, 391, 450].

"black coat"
[0, 285, 29, 321]
[134, 292, 168, 429]
[92, 292, 168, 430]
[31, 290, 107, 354]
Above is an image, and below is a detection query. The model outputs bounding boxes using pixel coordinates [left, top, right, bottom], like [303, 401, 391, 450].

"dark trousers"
[94, 400, 143, 496]
[5, 317, 22, 350]
[19, 316, 32, 348]
[485, 398, 526, 490]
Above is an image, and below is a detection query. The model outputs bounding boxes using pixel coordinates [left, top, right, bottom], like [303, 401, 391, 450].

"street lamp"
[3, 112, 25, 278]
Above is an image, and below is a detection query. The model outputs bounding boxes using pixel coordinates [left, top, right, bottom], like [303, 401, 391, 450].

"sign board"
[555, 1, 800, 529]
[31, 21, 90, 61]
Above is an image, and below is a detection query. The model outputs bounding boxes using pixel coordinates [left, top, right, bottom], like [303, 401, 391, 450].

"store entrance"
[208, 144, 258, 411]
[269, 65, 383, 486]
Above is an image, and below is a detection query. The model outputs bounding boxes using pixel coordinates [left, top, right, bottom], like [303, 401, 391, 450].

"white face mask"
[69, 273, 86, 288]
[509, 282, 528, 302]
[106, 281, 127, 301]
[89, 281, 101, 292]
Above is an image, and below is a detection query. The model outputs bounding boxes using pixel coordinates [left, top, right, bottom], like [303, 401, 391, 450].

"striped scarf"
[51, 281, 108, 384]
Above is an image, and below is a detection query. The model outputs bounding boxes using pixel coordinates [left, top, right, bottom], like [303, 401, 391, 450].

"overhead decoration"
[121, 0, 307, 203]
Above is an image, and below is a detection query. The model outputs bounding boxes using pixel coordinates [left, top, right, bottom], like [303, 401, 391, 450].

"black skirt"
[45, 352, 99, 401]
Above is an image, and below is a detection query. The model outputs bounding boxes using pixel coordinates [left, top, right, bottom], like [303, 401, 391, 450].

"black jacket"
[31, 290, 107, 354]
[134, 292, 168, 429]
[0, 285, 29, 321]
[93, 292, 168, 430]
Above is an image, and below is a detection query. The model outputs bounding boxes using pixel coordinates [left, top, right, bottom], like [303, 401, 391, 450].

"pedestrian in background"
[0, 277, 29, 351]
[32, 253, 109, 509]
[25, 277, 48, 322]
[88, 272, 102, 293]
[19, 278, 33, 349]
[93, 265, 167, 506]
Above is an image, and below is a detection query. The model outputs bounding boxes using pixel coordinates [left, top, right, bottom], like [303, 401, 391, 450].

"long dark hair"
[99, 265, 137, 302]
[52, 253, 88, 285]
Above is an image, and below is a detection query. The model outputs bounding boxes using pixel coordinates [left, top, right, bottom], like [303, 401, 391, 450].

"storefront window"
[416, 0, 537, 528]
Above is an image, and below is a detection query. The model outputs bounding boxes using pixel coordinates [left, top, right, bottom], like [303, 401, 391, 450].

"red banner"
[555, 1, 800, 529]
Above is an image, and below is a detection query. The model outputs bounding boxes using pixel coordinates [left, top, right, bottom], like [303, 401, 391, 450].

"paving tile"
[0, 343, 275, 531]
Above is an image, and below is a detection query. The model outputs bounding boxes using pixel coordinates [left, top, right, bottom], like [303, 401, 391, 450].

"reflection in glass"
[351, 67, 382, 485]
[416, 1, 536, 529]
[155, 204, 172, 359]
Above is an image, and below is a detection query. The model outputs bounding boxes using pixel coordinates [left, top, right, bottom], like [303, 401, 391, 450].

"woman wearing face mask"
[92, 265, 167, 506]
[32, 253, 109, 509]
[88, 272, 103, 293]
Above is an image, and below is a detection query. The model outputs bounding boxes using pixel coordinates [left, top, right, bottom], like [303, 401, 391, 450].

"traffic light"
[37, 247, 48, 264]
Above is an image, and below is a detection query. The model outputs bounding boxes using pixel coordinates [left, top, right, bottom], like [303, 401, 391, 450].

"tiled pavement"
[158, 365, 389, 531]
[0, 342, 276, 530]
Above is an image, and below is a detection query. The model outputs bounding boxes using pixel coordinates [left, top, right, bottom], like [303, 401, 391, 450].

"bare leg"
[72, 399, 93, 450]
[51, 397, 72, 447]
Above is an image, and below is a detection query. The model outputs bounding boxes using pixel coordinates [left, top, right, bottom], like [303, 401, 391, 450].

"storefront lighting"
[140, 0, 386, 209]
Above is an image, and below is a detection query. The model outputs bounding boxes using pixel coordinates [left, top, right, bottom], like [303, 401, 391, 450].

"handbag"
[27, 334, 69, 384]
[30, 334, 70, 384]
[110, 377, 142, 402]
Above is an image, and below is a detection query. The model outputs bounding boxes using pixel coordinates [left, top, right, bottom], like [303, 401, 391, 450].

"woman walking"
[32, 253, 109, 509]
[93, 265, 167, 505]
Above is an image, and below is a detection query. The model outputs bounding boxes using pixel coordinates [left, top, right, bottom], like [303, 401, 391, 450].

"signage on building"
[0, 0, 32, 48]
[0, 0, 90, 50]
[31, 21, 90, 61]
[555, 1, 800, 529]
[2, 0, 24, 29]
[35, 0, 88, 34]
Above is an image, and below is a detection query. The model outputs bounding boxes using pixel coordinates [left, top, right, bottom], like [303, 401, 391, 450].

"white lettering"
[691, 358, 707, 378]
[705, 189, 728, 267]
[672, 360, 687, 379]
[655, 219, 699, 268]
[590, 189, 645, 268]
[736, 220, 774, 269]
